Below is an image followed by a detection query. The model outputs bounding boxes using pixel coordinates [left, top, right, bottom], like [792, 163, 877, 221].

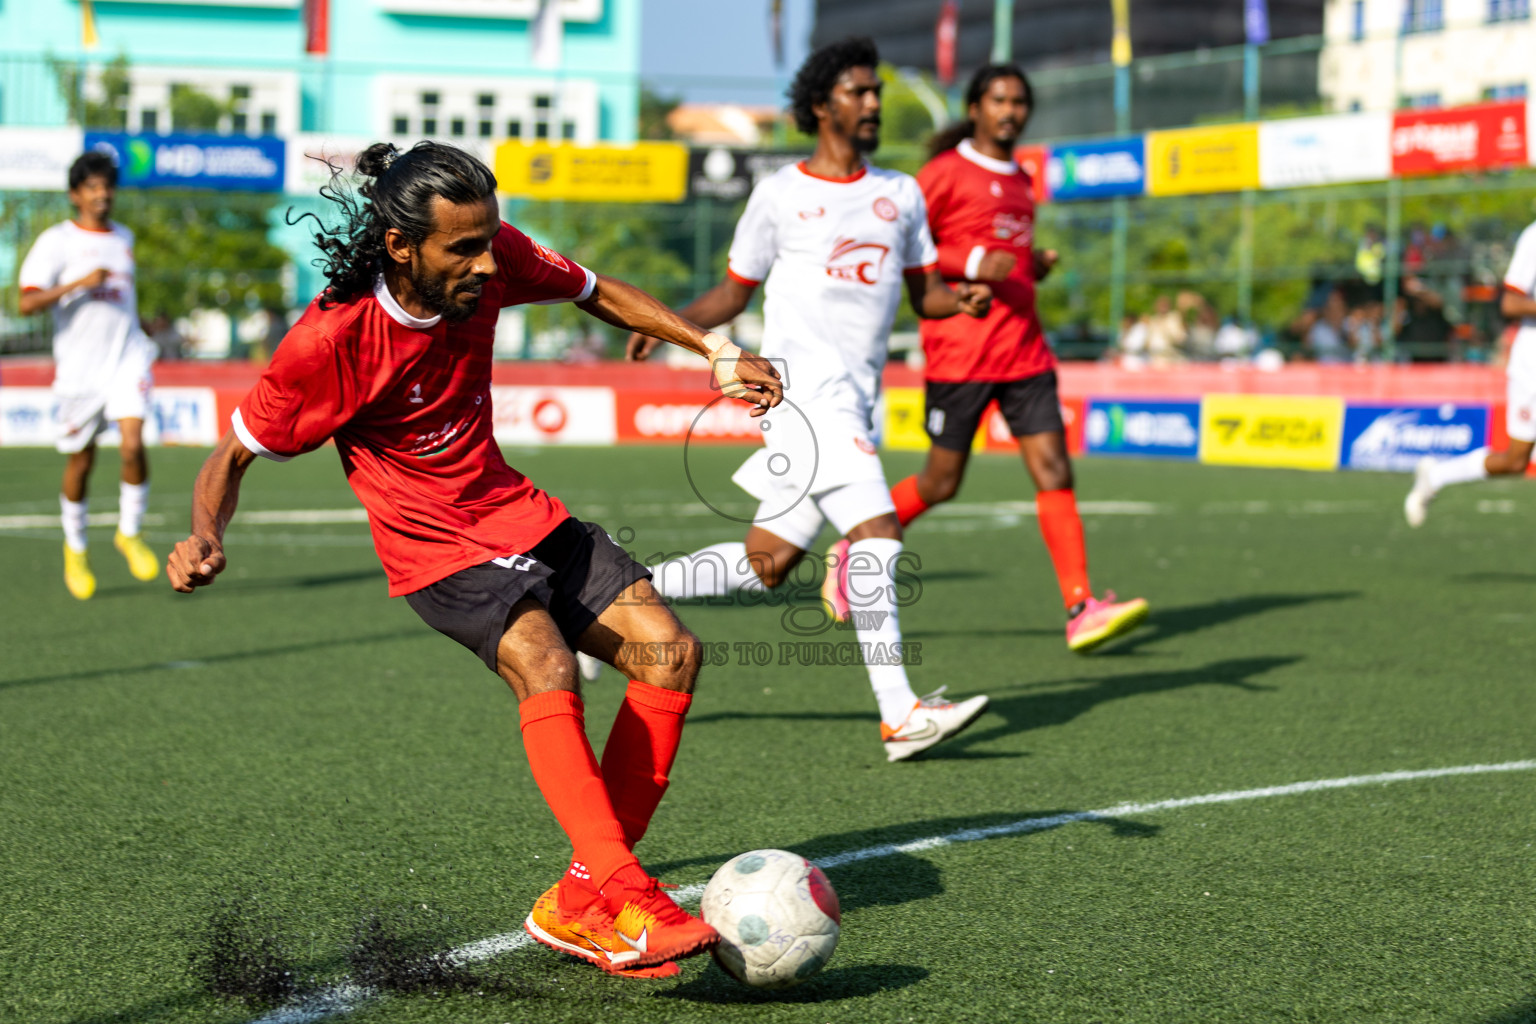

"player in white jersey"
[18, 151, 160, 598]
[1404, 218, 1536, 525]
[627, 38, 993, 762]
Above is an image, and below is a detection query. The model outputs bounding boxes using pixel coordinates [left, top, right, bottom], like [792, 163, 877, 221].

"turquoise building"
[0, 0, 641, 143]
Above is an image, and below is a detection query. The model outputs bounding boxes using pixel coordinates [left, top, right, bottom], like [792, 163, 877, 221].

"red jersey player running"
[876, 64, 1148, 652]
[165, 143, 783, 978]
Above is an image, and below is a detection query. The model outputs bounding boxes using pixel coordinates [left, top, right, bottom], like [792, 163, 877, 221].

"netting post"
[693, 195, 713, 297]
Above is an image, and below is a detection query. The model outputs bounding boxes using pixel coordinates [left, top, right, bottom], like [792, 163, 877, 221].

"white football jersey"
[727, 161, 938, 410]
[18, 220, 154, 396]
[1505, 220, 1536, 379]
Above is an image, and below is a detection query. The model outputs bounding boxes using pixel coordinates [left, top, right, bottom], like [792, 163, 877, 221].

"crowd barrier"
[0, 359, 1516, 474]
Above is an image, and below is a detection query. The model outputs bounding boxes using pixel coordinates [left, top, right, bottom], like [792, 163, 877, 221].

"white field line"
[249, 757, 1536, 1024]
[0, 509, 370, 530]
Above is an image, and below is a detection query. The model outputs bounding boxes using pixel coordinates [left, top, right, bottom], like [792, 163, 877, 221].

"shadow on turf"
[1484, 995, 1536, 1024]
[0, 629, 418, 691]
[663, 962, 929, 1004]
[934, 654, 1297, 755]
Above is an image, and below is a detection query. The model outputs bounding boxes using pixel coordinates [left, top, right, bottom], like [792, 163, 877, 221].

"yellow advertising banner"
[493, 142, 689, 203]
[884, 387, 928, 451]
[1147, 124, 1261, 196]
[1199, 394, 1345, 471]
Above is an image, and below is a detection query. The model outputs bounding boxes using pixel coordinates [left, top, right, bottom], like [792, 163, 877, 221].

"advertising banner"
[883, 387, 928, 452]
[1012, 144, 1051, 203]
[494, 142, 689, 203]
[84, 132, 285, 192]
[687, 147, 806, 201]
[1341, 402, 1487, 471]
[490, 386, 615, 445]
[1085, 399, 1201, 459]
[0, 128, 86, 191]
[979, 397, 1084, 453]
[615, 389, 764, 444]
[1044, 137, 1146, 201]
[284, 133, 376, 195]
[1198, 394, 1345, 471]
[1390, 101, 1528, 176]
[1147, 124, 1260, 196]
[0, 386, 218, 446]
[1258, 112, 1392, 188]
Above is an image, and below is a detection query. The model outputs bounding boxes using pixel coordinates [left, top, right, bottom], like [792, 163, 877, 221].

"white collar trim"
[957, 138, 1019, 175]
[374, 274, 441, 329]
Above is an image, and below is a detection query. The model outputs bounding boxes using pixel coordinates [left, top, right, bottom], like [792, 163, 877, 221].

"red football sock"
[1036, 488, 1091, 609]
[601, 680, 693, 848]
[891, 475, 931, 527]
[518, 690, 637, 897]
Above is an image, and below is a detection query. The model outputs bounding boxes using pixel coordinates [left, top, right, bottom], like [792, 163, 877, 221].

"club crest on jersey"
[531, 240, 569, 272]
[872, 197, 898, 222]
[825, 237, 890, 285]
[854, 436, 877, 454]
[991, 212, 1033, 244]
[798, 207, 826, 220]
[989, 181, 1004, 197]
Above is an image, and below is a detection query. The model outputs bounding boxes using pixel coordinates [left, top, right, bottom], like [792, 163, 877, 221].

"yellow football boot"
[524, 883, 680, 978]
[63, 544, 96, 600]
[1066, 591, 1150, 653]
[114, 530, 159, 581]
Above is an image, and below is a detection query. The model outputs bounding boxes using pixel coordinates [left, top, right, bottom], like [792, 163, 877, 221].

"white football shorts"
[1506, 334, 1536, 444]
[54, 349, 154, 454]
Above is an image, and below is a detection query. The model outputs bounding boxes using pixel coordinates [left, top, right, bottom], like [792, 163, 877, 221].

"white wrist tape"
[701, 331, 735, 358]
[964, 245, 987, 282]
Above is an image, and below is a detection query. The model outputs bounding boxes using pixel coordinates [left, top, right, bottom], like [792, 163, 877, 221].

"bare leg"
[117, 417, 148, 485]
[1485, 440, 1535, 475]
[912, 445, 970, 507]
[1018, 430, 1074, 492]
[741, 525, 810, 589]
[495, 597, 580, 700]
[62, 444, 96, 503]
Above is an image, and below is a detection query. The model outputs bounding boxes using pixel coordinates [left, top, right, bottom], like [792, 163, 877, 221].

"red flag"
[936, 0, 959, 86]
[304, 0, 329, 55]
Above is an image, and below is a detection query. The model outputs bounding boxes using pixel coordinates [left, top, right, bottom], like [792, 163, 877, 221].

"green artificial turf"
[2, 444, 1534, 1023]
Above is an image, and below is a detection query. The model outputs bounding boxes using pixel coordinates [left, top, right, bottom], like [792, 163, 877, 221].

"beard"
[410, 262, 486, 324]
[853, 124, 881, 154]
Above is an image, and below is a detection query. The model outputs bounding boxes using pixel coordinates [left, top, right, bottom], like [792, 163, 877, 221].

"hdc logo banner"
[1341, 403, 1487, 471]
[1086, 400, 1201, 459]
[1044, 137, 1146, 201]
[85, 132, 285, 192]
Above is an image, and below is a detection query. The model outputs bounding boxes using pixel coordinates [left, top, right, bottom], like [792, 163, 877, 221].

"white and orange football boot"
[882, 687, 990, 762]
[1065, 591, 1149, 653]
[822, 538, 851, 624]
[524, 882, 680, 978]
[602, 871, 718, 968]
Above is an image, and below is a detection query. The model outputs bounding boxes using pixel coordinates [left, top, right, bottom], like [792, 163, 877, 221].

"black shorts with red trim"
[404, 517, 651, 673]
[924, 371, 1065, 452]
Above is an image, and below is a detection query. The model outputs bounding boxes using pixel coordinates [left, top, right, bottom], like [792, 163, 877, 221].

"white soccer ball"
[700, 848, 841, 989]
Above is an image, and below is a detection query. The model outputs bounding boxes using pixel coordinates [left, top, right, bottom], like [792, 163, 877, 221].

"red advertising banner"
[1390, 100, 1528, 176]
[1013, 144, 1051, 204]
[614, 389, 765, 445]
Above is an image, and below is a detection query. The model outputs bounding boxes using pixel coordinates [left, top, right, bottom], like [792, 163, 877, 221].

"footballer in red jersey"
[890, 65, 1147, 653]
[165, 142, 782, 977]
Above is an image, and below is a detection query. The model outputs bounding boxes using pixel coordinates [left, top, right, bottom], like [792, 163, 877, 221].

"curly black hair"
[68, 150, 118, 190]
[928, 63, 1033, 157]
[788, 36, 880, 136]
[288, 140, 497, 308]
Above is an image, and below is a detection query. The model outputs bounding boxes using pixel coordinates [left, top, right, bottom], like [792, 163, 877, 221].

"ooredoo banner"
[490, 386, 616, 445]
[615, 390, 764, 444]
[1390, 101, 1528, 176]
[1258, 113, 1392, 189]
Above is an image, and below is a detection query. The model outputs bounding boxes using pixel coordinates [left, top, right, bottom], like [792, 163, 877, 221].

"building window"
[1488, 0, 1530, 20]
[261, 112, 277, 134]
[450, 117, 465, 136]
[421, 91, 440, 107]
[141, 108, 158, 132]
[1400, 91, 1442, 108]
[1348, 99, 1363, 112]
[477, 92, 495, 109]
[393, 116, 410, 135]
[1483, 82, 1529, 100]
[1402, 0, 1443, 32]
[478, 119, 494, 138]
[534, 120, 549, 140]
[232, 111, 248, 133]
[506, 119, 523, 138]
[561, 121, 576, 140]
[1351, 0, 1365, 39]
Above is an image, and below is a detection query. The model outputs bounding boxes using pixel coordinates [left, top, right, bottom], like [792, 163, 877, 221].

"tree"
[49, 52, 130, 130]
[170, 84, 234, 133]
[639, 86, 680, 141]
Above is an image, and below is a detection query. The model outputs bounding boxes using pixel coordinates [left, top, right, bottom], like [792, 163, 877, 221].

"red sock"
[1036, 488, 1090, 609]
[601, 680, 693, 848]
[518, 691, 637, 898]
[891, 475, 931, 527]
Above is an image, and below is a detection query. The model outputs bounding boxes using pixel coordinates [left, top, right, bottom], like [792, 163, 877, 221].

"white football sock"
[651, 542, 765, 598]
[1426, 447, 1489, 492]
[846, 537, 920, 729]
[119, 480, 149, 537]
[61, 495, 88, 552]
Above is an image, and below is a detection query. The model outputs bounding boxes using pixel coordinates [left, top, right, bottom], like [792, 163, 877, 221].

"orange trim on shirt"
[726, 266, 761, 288]
[70, 220, 115, 234]
[796, 161, 868, 184]
[1507, 282, 1530, 296]
[20, 286, 41, 293]
[903, 262, 939, 276]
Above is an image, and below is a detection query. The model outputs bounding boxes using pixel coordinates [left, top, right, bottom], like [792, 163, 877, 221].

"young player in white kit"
[1404, 217, 1536, 524]
[18, 151, 160, 599]
[628, 38, 994, 762]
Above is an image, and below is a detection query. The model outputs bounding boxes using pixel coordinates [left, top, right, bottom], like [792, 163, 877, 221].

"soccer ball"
[700, 849, 841, 989]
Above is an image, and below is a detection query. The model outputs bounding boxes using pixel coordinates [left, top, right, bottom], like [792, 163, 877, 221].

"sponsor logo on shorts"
[927, 408, 946, 437]
[491, 554, 538, 571]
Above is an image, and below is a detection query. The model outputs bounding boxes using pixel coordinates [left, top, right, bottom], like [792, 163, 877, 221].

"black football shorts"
[924, 371, 1065, 452]
[404, 517, 652, 673]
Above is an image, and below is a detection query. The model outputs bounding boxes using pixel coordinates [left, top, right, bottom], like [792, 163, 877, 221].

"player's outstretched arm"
[906, 268, 991, 321]
[623, 276, 757, 362]
[17, 268, 111, 316]
[578, 273, 782, 415]
[167, 430, 258, 593]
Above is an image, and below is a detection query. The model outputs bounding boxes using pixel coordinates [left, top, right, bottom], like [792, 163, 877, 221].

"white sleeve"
[725, 180, 779, 285]
[902, 186, 939, 273]
[1505, 223, 1536, 296]
[18, 229, 62, 292]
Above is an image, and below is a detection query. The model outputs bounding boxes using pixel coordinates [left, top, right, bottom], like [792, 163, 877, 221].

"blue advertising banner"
[1044, 138, 1147, 201]
[1085, 399, 1201, 459]
[84, 132, 285, 192]
[1341, 403, 1488, 471]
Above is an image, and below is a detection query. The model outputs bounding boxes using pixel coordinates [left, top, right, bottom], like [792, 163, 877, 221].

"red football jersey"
[233, 222, 594, 596]
[916, 139, 1053, 382]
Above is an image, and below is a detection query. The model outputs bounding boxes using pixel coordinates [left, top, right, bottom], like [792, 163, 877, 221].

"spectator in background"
[1395, 275, 1452, 360]
[144, 314, 185, 361]
[1304, 289, 1350, 364]
[1213, 317, 1254, 360]
[1184, 294, 1219, 361]
[1356, 225, 1385, 287]
[1346, 299, 1383, 363]
[1146, 294, 1186, 366]
[1114, 312, 1149, 368]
